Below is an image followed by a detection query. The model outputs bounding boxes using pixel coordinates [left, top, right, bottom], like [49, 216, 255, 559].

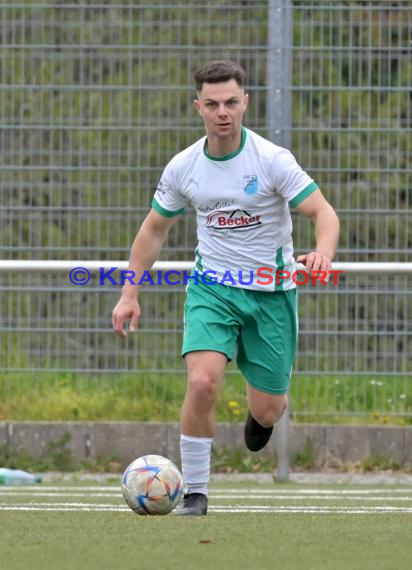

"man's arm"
[112, 208, 178, 338]
[294, 188, 340, 280]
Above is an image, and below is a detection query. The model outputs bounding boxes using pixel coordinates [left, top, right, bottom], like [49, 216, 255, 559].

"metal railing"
[0, 2, 411, 428]
[0, 261, 410, 418]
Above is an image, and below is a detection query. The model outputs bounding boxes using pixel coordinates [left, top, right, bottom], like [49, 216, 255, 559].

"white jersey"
[152, 127, 318, 291]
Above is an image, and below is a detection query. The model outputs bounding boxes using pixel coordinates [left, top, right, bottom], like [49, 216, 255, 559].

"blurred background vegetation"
[0, 1, 410, 422]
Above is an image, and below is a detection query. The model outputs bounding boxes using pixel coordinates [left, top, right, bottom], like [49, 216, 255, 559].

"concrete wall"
[1, 421, 411, 468]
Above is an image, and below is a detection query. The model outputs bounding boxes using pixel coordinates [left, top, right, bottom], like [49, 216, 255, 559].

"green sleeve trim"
[151, 198, 185, 218]
[288, 182, 319, 209]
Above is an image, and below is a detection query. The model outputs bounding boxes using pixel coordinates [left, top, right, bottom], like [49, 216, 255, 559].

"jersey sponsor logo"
[243, 175, 258, 195]
[198, 199, 234, 213]
[206, 209, 262, 231]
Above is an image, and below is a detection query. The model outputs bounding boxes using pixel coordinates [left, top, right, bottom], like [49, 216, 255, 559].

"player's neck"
[205, 129, 242, 158]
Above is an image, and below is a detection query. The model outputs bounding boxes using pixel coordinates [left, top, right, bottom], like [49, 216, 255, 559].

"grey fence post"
[266, 0, 293, 482]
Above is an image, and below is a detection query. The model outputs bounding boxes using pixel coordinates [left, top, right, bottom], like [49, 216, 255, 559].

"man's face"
[194, 79, 248, 141]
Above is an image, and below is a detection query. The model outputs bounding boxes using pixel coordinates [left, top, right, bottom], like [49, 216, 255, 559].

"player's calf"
[244, 396, 287, 452]
[244, 411, 275, 452]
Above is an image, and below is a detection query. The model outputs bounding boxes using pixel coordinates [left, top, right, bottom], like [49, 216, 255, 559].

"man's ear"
[194, 99, 202, 116]
[243, 93, 249, 110]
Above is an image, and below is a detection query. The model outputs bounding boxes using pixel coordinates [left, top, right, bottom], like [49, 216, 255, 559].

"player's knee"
[187, 372, 220, 408]
[254, 398, 287, 427]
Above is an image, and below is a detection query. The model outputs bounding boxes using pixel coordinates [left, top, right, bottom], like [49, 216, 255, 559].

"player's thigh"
[185, 350, 228, 389]
[237, 288, 298, 395]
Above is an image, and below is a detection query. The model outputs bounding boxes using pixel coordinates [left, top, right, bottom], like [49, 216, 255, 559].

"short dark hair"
[194, 60, 246, 91]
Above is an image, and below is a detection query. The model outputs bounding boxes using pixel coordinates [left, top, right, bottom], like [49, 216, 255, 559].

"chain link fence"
[0, 1, 411, 419]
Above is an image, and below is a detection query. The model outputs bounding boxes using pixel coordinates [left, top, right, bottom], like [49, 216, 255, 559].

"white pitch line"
[0, 490, 123, 498]
[0, 502, 129, 509]
[1, 504, 412, 514]
[0, 483, 412, 495]
[1, 486, 412, 495]
[214, 488, 412, 495]
[2, 502, 412, 512]
[0, 505, 129, 512]
[211, 495, 412, 501]
[210, 505, 412, 512]
[1, 487, 412, 495]
[209, 507, 412, 514]
[0, 486, 120, 492]
[1, 491, 412, 502]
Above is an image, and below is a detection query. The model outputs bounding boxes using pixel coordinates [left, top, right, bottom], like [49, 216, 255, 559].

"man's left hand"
[296, 251, 332, 282]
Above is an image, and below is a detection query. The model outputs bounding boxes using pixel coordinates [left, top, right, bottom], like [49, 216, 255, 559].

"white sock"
[180, 434, 213, 497]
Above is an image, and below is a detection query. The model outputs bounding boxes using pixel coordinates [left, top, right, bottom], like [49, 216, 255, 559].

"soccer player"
[112, 60, 340, 515]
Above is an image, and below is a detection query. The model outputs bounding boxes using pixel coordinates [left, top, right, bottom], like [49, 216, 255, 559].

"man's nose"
[217, 103, 227, 115]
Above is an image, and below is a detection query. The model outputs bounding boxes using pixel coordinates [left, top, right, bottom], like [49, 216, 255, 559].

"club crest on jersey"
[243, 175, 258, 195]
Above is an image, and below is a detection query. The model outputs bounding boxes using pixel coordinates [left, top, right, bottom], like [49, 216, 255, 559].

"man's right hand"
[112, 296, 140, 338]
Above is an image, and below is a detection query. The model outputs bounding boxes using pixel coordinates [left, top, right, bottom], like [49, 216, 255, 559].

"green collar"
[203, 126, 247, 161]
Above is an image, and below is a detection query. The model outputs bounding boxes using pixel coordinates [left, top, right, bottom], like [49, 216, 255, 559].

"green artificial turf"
[0, 481, 411, 570]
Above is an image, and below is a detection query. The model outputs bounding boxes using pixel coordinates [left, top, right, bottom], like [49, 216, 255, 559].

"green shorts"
[182, 280, 298, 395]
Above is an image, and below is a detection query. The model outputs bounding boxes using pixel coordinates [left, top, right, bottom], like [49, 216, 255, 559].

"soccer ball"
[122, 454, 184, 515]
